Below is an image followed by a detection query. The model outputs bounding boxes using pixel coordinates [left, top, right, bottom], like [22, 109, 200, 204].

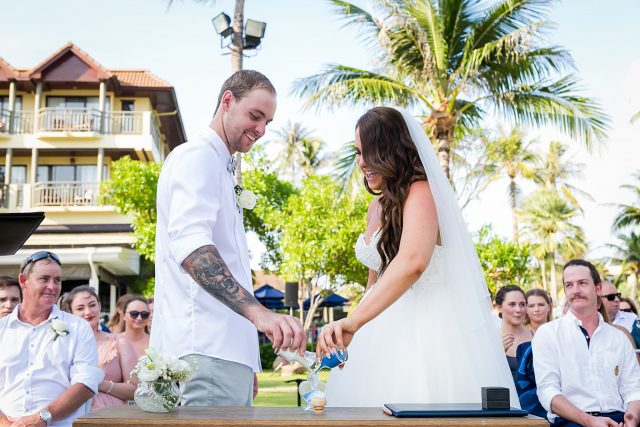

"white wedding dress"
[325, 229, 519, 407]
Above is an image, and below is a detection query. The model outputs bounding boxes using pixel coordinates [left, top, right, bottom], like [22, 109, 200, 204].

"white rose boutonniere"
[51, 317, 70, 341]
[234, 185, 257, 210]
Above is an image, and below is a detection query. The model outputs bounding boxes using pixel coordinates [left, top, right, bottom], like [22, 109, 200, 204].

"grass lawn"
[253, 369, 330, 407]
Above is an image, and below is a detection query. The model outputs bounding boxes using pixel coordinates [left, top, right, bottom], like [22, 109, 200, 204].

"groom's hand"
[316, 318, 358, 361]
[253, 308, 306, 354]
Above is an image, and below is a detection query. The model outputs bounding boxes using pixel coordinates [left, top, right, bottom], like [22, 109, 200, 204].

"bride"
[317, 107, 518, 407]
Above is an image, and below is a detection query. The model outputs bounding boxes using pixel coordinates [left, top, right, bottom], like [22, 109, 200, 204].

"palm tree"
[519, 188, 585, 299]
[485, 127, 538, 242]
[608, 232, 640, 301]
[292, 0, 609, 180]
[533, 140, 591, 208]
[612, 172, 640, 231]
[269, 121, 326, 183]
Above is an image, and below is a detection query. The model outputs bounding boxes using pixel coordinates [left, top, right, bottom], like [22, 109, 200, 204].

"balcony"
[0, 110, 34, 135]
[32, 181, 100, 207]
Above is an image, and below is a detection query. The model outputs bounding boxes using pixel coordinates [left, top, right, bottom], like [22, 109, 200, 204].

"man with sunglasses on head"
[152, 70, 306, 407]
[601, 281, 637, 333]
[532, 259, 640, 427]
[0, 251, 103, 427]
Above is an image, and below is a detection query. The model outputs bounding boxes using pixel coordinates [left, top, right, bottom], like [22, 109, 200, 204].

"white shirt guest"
[0, 252, 103, 427]
[533, 260, 640, 427]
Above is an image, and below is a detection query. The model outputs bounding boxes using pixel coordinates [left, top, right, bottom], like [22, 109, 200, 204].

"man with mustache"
[0, 251, 103, 426]
[151, 70, 306, 407]
[532, 259, 640, 427]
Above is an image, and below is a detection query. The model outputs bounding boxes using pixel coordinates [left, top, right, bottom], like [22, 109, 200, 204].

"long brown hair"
[356, 107, 427, 274]
[524, 288, 553, 324]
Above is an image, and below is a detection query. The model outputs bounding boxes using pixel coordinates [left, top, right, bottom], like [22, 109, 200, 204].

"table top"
[74, 406, 549, 426]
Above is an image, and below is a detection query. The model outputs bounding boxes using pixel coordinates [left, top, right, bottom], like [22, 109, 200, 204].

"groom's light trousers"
[180, 354, 253, 407]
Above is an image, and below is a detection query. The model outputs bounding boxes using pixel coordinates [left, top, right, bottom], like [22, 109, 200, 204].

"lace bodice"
[355, 230, 445, 293]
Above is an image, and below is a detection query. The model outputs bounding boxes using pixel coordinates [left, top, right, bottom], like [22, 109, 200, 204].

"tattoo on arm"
[182, 245, 260, 319]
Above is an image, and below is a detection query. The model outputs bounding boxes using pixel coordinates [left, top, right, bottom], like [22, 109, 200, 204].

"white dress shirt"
[613, 310, 638, 333]
[151, 127, 260, 372]
[532, 310, 640, 422]
[0, 305, 103, 427]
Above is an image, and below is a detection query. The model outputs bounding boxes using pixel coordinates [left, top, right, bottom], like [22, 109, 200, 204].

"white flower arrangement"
[50, 317, 69, 341]
[234, 185, 258, 210]
[130, 347, 194, 383]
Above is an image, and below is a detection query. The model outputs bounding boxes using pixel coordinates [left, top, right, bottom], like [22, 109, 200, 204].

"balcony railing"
[37, 108, 102, 132]
[0, 110, 34, 134]
[32, 181, 100, 207]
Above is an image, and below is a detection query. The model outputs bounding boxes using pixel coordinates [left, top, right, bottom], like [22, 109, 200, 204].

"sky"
[2, 0, 640, 263]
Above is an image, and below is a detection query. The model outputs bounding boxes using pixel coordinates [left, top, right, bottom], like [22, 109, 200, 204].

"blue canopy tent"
[303, 292, 350, 310]
[254, 284, 285, 309]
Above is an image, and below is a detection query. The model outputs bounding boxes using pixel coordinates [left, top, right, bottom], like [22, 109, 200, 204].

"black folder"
[0, 212, 45, 255]
[383, 403, 529, 418]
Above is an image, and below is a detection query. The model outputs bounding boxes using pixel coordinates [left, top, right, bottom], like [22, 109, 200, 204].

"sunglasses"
[128, 310, 150, 320]
[621, 308, 635, 313]
[601, 292, 622, 302]
[21, 251, 62, 272]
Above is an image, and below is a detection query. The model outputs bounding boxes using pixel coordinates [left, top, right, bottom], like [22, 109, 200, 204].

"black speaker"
[284, 282, 299, 308]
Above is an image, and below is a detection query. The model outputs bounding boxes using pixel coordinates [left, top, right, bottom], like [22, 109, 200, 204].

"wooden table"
[74, 406, 549, 426]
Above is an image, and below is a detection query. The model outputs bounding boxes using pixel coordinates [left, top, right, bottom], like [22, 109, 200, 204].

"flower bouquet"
[130, 347, 194, 412]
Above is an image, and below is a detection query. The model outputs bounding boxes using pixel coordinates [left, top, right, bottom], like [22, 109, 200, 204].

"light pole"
[212, 2, 267, 185]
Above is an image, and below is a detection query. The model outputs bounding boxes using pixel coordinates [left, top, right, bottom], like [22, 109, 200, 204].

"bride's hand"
[316, 317, 358, 362]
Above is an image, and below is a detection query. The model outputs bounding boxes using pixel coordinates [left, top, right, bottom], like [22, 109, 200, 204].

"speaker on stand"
[284, 282, 299, 316]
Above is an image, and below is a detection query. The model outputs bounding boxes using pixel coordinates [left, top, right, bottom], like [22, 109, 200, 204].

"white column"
[96, 148, 104, 184]
[33, 82, 42, 132]
[8, 82, 16, 133]
[30, 148, 38, 184]
[4, 148, 13, 184]
[98, 81, 106, 133]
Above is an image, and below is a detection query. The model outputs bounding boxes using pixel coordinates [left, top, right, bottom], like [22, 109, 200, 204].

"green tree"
[519, 188, 585, 299]
[612, 172, 640, 231]
[242, 147, 297, 271]
[100, 156, 160, 262]
[269, 121, 327, 183]
[607, 232, 640, 301]
[485, 127, 538, 242]
[293, 0, 608, 179]
[533, 140, 591, 209]
[278, 175, 369, 331]
[475, 225, 533, 295]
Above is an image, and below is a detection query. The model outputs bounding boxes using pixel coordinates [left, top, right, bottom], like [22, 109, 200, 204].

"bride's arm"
[351, 180, 438, 329]
[317, 181, 437, 355]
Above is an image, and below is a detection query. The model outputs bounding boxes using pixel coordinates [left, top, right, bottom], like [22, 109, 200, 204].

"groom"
[151, 70, 306, 407]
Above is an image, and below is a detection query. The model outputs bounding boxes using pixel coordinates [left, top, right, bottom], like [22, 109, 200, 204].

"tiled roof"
[30, 42, 111, 80]
[111, 70, 172, 88]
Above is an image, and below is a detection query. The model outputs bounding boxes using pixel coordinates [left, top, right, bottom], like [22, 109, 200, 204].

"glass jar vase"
[134, 380, 181, 412]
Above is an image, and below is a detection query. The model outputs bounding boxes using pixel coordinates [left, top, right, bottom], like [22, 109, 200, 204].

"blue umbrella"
[303, 292, 350, 310]
[254, 284, 285, 309]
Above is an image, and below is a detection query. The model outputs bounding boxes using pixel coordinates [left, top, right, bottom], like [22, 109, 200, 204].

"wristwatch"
[38, 409, 53, 426]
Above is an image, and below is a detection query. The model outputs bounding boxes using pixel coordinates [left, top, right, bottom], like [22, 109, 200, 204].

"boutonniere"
[234, 185, 257, 211]
[51, 317, 70, 341]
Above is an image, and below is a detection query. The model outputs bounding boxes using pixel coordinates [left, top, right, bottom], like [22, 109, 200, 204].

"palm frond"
[492, 74, 610, 150]
[290, 65, 423, 111]
[332, 141, 362, 197]
[329, 0, 384, 50]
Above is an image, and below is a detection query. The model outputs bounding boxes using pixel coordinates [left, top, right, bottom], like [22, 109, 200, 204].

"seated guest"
[533, 259, 640, 426]
[497, 285, 533, 381]
[621, 297, 639, 315]
[61, 285, 138, 411]
[601, 280, 637, 333]
[0, 251, 103, 426]
[122, 295, 150, 358]
[0, 276, 21, 318]
[525, 288, 553, 335]
[106, 294, 132, 334]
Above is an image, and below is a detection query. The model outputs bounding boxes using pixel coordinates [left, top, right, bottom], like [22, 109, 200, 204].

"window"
[0, 165, 26, 184]
[0, 96, 23, 133]
[37, 165, 108, 182]
[121, 100, 134, 111]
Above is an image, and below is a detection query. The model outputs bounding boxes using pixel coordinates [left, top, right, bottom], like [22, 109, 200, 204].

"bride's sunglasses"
[128, 310, 150, 320]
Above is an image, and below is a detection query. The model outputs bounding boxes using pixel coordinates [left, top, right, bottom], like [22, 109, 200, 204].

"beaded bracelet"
[107, 380, 114, 394]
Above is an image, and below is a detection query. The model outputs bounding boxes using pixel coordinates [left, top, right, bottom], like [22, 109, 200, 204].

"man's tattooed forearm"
[182, 245, 259, 318]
